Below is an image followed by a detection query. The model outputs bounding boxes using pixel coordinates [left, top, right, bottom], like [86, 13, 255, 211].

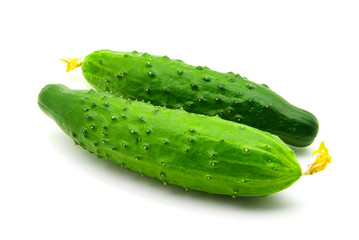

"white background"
[1, 0, 358, 239]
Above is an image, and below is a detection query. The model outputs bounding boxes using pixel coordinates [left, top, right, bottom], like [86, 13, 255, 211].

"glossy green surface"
[81, 50, 319, 147]
[38, 84, 302, 196]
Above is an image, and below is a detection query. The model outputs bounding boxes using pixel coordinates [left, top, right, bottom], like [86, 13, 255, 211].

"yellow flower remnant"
[60, 58, 82, 72]
[303, 141, 331, 175]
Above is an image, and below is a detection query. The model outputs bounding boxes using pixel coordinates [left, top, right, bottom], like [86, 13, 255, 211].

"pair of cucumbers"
[38, 49, 330, 197]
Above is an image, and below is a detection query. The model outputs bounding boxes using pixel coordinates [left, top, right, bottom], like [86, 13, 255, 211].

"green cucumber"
[76, 49, 319, 147]
[38, 84, 302, 197]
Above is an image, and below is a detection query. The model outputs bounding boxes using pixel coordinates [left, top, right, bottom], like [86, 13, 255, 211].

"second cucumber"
[64, 50, 319, 147]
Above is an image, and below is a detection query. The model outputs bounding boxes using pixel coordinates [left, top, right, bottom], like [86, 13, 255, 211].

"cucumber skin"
[38, 84, 301, 197]
[81, 49, 319, 147]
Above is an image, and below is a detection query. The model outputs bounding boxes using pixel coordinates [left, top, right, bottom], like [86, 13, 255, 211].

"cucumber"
[38, 84, 302, 197]
[75, 49, 319, 147]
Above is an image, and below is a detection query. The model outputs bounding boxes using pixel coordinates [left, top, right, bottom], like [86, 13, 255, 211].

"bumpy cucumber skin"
[81, 50, 319, 147]
[38, 84, 302, 197]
